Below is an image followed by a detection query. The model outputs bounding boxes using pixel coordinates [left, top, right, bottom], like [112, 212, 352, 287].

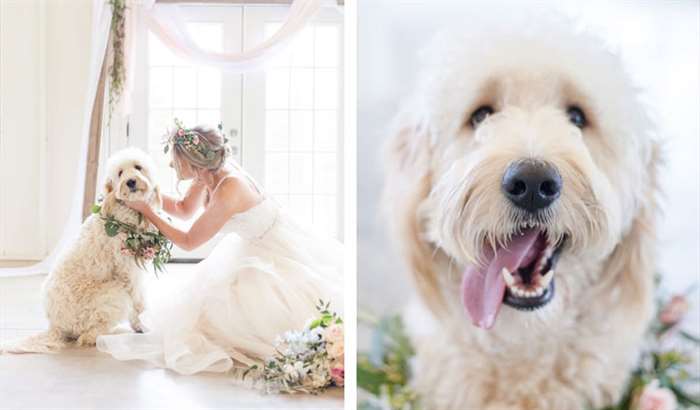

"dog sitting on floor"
[2, 147, 162, 353]
[384, 12, 660, 410]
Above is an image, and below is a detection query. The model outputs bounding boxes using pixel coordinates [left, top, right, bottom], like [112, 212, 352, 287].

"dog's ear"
[101, 191, 117, 217]
[599, 140, 661, 335]
[104, 178, 114, 194]
[383, 118, 448, 316]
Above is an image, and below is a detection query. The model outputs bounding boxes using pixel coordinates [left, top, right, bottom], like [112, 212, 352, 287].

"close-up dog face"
[104, 148, 159, 203]
[388, 17, 659, 332]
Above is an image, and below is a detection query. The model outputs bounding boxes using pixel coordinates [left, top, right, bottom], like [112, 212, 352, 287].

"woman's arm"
[161, 181, 207, 220]
[130, 178, 257, 251]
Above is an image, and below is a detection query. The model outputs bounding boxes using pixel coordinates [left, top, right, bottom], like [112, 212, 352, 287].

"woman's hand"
[123, 199, 150, 214]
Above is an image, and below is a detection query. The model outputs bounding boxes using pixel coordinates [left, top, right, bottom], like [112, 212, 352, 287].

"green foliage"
[358, 316, 421, 410]
[107, 0, 127, 121]
[92, 204, 173, 275]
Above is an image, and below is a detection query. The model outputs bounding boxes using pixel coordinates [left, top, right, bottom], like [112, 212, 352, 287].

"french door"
[125, 5, 343, 259]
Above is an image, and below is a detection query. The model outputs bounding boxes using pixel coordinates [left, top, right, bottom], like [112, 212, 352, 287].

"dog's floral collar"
[91, 202, 172, 275]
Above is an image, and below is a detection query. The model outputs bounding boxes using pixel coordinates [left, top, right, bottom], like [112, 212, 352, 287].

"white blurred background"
[358, 0, 700, 325]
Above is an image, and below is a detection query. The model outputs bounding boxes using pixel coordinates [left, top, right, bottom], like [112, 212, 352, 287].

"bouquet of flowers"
[91, 203, 172, 274]
[244, 300, 344, 394]
[358, 283, 700, 410]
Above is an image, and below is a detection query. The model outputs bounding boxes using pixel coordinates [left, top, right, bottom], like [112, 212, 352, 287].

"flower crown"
[163, 118, 228, 160]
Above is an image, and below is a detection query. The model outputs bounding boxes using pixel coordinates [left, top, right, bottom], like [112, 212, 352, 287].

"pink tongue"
[461, 229, 541, 329]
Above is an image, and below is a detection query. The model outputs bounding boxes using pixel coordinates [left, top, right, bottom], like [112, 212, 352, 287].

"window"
[263, 22, 341, 238]
[129, 5, 343, 258]
[147, 23, 225, 195]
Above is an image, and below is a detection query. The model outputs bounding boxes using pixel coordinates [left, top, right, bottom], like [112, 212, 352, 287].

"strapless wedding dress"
[96, 197, 342, 375]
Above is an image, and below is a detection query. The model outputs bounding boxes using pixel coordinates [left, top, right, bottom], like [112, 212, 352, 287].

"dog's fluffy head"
[385, 12, 659, 333]
[102, 148, 161, 220]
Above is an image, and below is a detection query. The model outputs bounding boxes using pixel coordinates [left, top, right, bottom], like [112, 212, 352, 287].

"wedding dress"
[96, 176, 342, 375]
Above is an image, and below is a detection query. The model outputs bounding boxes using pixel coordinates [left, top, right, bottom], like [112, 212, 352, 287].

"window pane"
[149, 109, 173, 147]
[186, 22, 223, 53]
[265, 153, 289, 194]
[198, 67, 221, 109]
[289, 153, 313, 194]
[313, 195, 337, 237]
[266, 68, 289, 109]
[314, 69, 337, 109]
[289, 110, 313, 151]
[290, 27, 314, 67]
[290, 68, 313, 109]
[149, 67, 172, 108]
[314, 110, 337, 152]
[197, 109, 220, 127]
[314, 25, 338, 67]
[265, 110, 289, 151]
[173, 67, 197, 108]
[314, 153, 337, 194]
[289, 194, 313, 228]
[149, 32, 182, 66]
[265, 22, 291, 67]
[173, 109, 197, 126]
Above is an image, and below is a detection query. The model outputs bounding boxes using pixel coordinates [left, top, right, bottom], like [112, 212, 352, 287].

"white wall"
[358, 0, 700, 313]
[0, 0, 92, 260]
[0, 0, 44, 259]
[44, 0, 93, 250]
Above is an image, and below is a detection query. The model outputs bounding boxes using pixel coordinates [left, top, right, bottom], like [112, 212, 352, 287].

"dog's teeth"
[540, 270, 554, 288]
[501, 268, 515, 286]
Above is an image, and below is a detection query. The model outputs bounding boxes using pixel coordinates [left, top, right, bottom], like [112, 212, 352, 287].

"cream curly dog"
[384, 13, 659, 410]
[3, 148, 162, 353]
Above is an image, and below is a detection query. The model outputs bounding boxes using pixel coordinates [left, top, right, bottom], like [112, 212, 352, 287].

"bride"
[96, 121, 342, 376]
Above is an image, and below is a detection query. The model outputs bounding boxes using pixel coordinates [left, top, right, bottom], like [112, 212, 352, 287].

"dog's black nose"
[502, 160, 562, 213]
[126, 179, 136, 189]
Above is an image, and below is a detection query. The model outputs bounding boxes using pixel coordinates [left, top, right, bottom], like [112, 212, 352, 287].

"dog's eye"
[135, 165, 142, 171]
[469, 105, 494, 128]
[118, 170, 123, 177]
[567, 105, 586, 128]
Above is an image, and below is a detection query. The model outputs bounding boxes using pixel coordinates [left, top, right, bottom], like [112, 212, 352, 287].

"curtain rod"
[156, 0, 344, 5]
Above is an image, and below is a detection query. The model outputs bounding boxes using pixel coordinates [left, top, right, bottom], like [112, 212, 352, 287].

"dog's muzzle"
[502, 160, 562, 213]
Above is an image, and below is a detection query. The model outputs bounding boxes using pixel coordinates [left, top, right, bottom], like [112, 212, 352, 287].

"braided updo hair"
[170, 125, 231, 177]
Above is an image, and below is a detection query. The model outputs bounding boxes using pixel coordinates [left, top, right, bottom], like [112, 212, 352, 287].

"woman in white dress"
[96, 122, 342, 376]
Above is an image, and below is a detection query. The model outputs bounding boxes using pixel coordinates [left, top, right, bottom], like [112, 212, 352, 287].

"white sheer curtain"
[0, 0, 323, 277]
[144, 0, 321, 71]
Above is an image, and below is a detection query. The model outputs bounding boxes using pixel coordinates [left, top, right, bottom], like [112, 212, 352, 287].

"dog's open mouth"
[460, 227, 566, 329]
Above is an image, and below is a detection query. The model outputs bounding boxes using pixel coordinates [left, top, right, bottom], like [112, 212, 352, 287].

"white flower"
[324, 324, 344, 359]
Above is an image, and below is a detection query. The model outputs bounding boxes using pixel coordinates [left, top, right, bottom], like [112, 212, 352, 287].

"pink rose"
[177, 129, 185, 136]
[634, 380, 677, 410]
[330, 365, 344, 387]
[191, 135, 199, 145]
[142, 247, 156, 259]
[659, 295, 689, 326]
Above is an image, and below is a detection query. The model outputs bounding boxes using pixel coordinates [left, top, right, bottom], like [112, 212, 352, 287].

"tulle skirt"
[96, 210, 342, 376]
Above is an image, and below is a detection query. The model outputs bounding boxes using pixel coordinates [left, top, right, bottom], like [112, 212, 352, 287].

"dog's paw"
[130, 320, 146, 334]
[76, 333, 97, 347]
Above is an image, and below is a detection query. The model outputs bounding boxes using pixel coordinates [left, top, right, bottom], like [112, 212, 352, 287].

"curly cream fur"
[384, 12, 659, 410]
[2, 148, 162, 353]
